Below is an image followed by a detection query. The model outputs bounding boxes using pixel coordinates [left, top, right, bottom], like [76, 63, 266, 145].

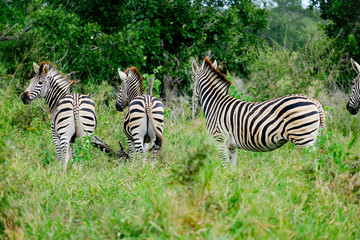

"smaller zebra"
[347, 59, 360, 115]
[116, 67, 165, 161]
[21, 62, 97, 173]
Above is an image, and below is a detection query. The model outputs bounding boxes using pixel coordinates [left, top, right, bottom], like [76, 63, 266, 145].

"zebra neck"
[126, 67, 143, 102]
[199, 81, 229, 114]
[128, 86, 142, 103]
[45, 71, 73, 112]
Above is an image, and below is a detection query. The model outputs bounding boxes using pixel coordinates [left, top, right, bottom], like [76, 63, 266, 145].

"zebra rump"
[124, 95, 164, 154]
[54, 93, 97, 142]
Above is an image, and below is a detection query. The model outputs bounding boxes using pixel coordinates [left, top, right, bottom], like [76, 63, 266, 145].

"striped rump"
[116, 67, 165, 160]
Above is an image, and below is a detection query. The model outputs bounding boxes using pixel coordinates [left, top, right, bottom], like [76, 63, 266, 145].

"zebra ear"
[118, 68, 127, 81]
[43, 64, 49, 76]
[33, 62, 40, 75]
[351, 58, 360, 74]
[212, 60, 218, 69]
[192, 60, 199, 74]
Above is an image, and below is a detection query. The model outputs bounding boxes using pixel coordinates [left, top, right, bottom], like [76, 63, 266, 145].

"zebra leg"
[218, 144, 231, 168]
[70, 142, 83, 172]
[229, 147, 237, 168]
[51, 123, 62, 163]
[144, 143, 150, 152]
[127, 138, 135, 160]
[61, 142, 70, 173]
[133, 135, 146, 162]
[70, 142, 76, 161]
[149, 138, 161, 163]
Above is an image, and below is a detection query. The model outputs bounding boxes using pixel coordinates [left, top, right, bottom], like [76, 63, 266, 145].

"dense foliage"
[262, 0, 323, 50]
[311, 0, 360, 59]
[0, 0, 267, 97]
[309, 0, 360, 86]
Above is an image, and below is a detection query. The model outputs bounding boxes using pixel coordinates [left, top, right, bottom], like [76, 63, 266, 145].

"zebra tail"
[147, 103, 164, 148]
[74, 102, 81, 138]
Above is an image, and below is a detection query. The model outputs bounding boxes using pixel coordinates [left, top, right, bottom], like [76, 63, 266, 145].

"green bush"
[246, 36, 346, 101]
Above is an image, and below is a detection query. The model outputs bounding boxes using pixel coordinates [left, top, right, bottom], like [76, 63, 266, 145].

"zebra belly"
[215, 126, 287, 152]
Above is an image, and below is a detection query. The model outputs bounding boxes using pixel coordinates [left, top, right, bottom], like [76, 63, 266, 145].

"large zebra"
[346, 59, 360, 115]
[191, 57, 325, 167]
[21, 62, 97, 172]
[116, 67, 164, 160]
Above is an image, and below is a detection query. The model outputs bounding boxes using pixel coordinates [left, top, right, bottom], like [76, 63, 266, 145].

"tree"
[0, 0, 268, 100]
[262, 0, 322, 50]
[310, 0, 360, 86]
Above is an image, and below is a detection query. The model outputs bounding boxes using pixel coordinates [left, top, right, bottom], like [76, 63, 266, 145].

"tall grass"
[1, 76, 360, 239]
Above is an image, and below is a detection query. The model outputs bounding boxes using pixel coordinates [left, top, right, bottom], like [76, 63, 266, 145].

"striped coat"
[192, 57, 325, 167]
[21, 62, 96, 172]
[347, 59, 360, 115]
[116, 67, 164, 160]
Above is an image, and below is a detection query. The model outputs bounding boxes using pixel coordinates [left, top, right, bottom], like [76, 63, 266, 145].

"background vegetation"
[1, 0, 360, 239]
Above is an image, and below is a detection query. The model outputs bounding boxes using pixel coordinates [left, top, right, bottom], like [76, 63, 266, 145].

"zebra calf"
[346, 59, 360, 115]
[21, 62, 97, 173]
[192, 57, 325, 168]
[116, 67, 164, 161]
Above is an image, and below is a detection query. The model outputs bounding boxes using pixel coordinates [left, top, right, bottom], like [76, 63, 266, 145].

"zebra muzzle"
[115, 102, 124, 112]
[346, 102, 359, 115]
[21, 91, 31, 104]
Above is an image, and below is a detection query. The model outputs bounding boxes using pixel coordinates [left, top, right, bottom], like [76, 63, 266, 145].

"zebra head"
[347, 59, 360, 115]
[21, 62, 50, 105]
[116, 67, 143, 112]
[191, 58, 218, 102]
[116, 68, 129, 112]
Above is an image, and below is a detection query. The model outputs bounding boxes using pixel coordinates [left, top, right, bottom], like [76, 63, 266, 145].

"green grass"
[1, 82, 360, 239]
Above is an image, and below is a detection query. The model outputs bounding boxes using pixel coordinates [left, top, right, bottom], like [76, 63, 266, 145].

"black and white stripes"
[192, 57, 325, 167]
[22, 62, 97, 172]
[116, 67, 164, 160]
[346, 59, 360, 115]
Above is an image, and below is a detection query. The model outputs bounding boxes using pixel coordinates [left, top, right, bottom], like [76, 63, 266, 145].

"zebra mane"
[125, 66, 144, 94]
[39, 61, 77, 88]
[203, 57, 232, 88]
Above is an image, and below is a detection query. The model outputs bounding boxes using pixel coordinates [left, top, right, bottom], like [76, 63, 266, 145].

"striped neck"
[125, 67, 143, 103]
[198, 58, 232, 113]
[44, 66, 75, 112]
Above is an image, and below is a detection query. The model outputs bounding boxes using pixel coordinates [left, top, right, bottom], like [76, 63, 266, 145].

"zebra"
[191, 56, 325, 168]
[116, 67, 165, 160]
[346, 59, 360, 115]
[21, 61, 97, 173]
